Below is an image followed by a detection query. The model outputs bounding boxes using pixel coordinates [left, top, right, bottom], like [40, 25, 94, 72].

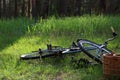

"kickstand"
[38, 48, 42, 61]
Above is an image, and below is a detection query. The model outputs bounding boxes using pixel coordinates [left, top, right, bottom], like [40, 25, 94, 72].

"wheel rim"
[79, 40, 111, 61]
[21, 52, 40, 58]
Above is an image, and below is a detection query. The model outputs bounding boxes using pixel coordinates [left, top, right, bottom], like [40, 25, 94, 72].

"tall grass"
[28, 16, 120, 49]
[0, 16, 120, 80]
[29, 16, 120, 38]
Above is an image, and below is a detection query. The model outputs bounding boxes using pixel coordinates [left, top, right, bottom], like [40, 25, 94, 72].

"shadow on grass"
[0, 18, 35, 51]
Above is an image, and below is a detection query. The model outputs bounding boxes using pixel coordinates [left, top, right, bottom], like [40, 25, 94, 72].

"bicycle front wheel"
[20, 51, 41, 60]
[20, 51, 58, 60]
[77, 39, 111, 64]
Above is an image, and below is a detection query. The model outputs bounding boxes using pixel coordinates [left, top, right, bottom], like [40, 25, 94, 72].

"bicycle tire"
[77, 39, 112, 64]
[20, 51, 62, 60]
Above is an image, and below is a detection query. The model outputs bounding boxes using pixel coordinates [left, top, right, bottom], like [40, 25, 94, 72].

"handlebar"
[104, 27, 117, 44]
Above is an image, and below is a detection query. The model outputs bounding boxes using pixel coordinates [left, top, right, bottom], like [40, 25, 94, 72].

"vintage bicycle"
[20, 27, 117, 64]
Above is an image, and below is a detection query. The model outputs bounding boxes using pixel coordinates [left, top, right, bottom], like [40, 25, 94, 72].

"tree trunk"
[25, 0, 28, 17]
[28, 0, 32, 18]
[105, 0, 111, 14]
[3, 0, 6, 17]
[100, 0, 106, 14]
[14, 0, 18, 17]
[22, 0, 25, 16]
[0, 0, 1, 18]
[58, 0, 68, 16]
[32, 0, 36, 18]
[40, 0, 49, 18]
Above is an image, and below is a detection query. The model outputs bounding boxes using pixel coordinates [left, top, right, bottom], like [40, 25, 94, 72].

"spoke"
[95, 49, 101, 58]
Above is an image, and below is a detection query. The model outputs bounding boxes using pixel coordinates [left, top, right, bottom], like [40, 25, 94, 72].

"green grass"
[0, 16, 120, 80]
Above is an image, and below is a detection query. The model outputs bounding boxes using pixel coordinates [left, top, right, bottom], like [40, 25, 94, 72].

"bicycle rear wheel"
[77, 39, 111, 64]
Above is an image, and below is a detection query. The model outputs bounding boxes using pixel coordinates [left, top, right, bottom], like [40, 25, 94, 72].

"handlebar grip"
[111, 27, 115, 33]
[111, 27, 117, 36]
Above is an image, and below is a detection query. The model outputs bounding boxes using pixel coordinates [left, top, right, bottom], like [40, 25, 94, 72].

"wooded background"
[0, 0, 120, 18]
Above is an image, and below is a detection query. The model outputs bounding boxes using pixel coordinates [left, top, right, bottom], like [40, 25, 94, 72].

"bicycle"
[20, 27, 117, 64]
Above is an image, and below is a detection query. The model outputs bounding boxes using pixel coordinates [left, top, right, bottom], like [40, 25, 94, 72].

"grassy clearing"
[0, 16, 120, 80]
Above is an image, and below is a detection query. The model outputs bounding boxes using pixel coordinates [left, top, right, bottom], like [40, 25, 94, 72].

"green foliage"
[0, 16, 120, 79]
